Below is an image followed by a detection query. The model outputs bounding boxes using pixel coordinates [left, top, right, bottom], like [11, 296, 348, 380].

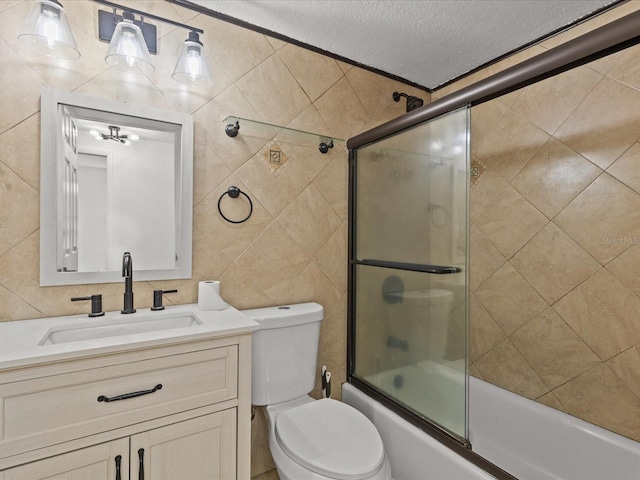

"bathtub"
[343, 382, 493, 480]
[343, 364, 640, 480]
[469, 378, 640, 480]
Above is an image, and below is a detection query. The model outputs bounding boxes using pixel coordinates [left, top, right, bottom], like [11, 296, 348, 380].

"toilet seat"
[275, 398, 385, 480]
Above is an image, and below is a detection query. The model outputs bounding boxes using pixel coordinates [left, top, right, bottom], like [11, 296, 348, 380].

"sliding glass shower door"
[349, 107, 469, 442]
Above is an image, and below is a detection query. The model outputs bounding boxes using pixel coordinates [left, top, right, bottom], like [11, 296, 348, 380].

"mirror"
[40, 88, 193, 286]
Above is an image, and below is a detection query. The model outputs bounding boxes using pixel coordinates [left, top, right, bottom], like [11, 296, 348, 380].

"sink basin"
[39, 314, 203, 346]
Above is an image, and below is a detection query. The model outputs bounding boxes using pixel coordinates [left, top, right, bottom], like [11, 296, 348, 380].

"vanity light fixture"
[18, 0, 80, 59]
[104, 10, 154, 75]
[18, 0, 213, 86]
[90, 125, 139, 144]
[95, 0, 213, 86]
[172, 31, 213, 87]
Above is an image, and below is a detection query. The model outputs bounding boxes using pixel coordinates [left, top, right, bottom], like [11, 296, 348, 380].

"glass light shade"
[105, 18, 154, 75]
[18, 0, 80, 59]
[172, 37, 213, 87]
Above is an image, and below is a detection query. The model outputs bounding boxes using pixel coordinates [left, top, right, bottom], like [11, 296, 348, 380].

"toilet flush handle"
[322, 366, 332, 398]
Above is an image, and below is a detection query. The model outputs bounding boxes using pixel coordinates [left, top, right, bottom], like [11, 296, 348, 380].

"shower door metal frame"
[347, 9, 640, 151]
[346, 133, 518, 480]
[347, 10, 640, 480]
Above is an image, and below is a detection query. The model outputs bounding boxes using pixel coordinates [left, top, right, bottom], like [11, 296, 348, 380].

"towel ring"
[217, 186, 253, 224]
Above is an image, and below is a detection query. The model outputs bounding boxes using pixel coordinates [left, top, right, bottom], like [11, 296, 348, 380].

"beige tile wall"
[442, 2, 640, 443]
[0, 1, 426, 477]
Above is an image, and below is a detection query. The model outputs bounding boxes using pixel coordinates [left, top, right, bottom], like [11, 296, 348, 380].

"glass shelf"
[223, 115, 343, 152]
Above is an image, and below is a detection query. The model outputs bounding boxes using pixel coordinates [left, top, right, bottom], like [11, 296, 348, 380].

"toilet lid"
[275, 399, 385, 480]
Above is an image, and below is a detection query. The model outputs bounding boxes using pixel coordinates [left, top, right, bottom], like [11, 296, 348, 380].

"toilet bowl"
[243, 303, 392, 480]
[265, 396, 391, 480]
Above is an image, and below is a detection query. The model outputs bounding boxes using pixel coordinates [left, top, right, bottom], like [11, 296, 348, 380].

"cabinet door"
[1, 438, 129, 480]
[131, 409, 236, 480]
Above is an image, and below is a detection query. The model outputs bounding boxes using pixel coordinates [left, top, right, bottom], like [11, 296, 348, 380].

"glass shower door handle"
[354, 259, 462, 274]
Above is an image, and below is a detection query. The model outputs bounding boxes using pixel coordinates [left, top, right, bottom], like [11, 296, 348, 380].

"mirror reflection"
[40, 88, 193, 286]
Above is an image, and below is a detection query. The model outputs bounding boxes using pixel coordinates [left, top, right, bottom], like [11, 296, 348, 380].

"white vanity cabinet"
[0, 439, 129, 480]
[0, 332, 252, 480]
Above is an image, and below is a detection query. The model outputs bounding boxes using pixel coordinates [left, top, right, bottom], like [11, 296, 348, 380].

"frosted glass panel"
[350, 107, 469, 441]
[356, 108, 468, 268]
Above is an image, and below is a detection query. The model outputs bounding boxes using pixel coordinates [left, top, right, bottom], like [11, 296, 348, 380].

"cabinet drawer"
[0, 345, 237, 460]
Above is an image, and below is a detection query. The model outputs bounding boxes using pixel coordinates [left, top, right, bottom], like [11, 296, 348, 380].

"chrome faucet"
[121, 251, 136, 314]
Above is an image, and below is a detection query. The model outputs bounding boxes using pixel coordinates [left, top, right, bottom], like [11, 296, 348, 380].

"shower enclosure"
[348, 106, 470, 443]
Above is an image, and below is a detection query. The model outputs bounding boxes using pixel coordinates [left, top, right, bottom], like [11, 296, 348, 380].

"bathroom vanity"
[0, 305, 257, 479]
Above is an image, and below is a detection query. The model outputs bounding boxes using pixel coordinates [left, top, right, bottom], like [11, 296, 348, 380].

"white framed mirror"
[40, 88, 193, 286]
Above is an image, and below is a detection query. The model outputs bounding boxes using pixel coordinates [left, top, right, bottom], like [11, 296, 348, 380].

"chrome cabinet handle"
[97, 384, 162, 403]
[115, 455, 122, 480]
[138, 448, 145, 480]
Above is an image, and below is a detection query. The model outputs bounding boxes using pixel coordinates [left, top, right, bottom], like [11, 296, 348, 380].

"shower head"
[393, 91, 424, 112]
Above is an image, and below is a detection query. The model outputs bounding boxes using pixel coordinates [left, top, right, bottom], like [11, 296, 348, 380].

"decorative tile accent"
[258, 140, 290, 176]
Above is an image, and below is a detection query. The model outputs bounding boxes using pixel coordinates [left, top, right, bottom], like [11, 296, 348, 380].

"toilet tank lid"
[241, 302, 324, 329]
[388, 288, 453, 305]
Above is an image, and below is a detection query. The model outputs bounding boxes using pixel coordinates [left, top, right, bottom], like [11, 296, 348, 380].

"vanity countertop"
[0, 304, 259, 370]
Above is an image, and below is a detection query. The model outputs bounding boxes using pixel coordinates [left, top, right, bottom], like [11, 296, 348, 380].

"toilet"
[243, 302, 392, 480]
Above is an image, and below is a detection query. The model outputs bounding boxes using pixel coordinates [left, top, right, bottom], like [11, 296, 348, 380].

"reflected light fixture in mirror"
[172, 31, 213, 87]
[105, 10, 154, 74]
[18, 0, 80, 59]
[90, 125, 140, 144]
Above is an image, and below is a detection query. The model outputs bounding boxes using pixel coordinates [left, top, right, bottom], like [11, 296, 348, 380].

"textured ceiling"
[188, 0, 614, 89]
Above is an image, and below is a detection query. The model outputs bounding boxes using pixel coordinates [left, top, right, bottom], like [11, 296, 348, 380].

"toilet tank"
[242, 303, 324, 406]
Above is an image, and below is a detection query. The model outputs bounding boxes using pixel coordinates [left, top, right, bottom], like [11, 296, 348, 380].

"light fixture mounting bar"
[98, 10, 158, 53]
[92, 0, 203, 34]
